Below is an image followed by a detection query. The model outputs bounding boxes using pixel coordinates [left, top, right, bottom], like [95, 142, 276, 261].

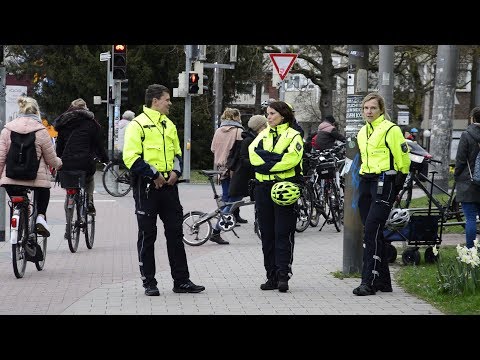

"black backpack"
[6, 129, 42, 180]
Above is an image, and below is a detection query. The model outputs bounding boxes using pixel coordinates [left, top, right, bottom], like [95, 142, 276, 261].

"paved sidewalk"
[0, 178, 455, 315]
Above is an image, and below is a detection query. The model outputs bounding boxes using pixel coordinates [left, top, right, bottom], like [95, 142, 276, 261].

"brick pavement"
[0, 175, 451, 315]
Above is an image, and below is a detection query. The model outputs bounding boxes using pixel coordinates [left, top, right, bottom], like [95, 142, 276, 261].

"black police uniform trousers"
[132, 179, 189, 288]
[358, 174, 397, 288]
[255, 182, 296, 282]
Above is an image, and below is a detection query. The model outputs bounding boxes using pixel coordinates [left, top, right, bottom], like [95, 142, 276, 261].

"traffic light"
[188, 71, 199, 94]
[121, 80, 128, 103]
[199, 74, 208, 95]
[112, 44, 127, 80]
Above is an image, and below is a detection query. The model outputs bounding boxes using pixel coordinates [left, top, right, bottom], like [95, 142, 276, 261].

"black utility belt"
[361, 172, 397, 180]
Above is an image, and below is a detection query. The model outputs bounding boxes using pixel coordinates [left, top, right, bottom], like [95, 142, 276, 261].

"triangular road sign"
[269, 53, 298, 80]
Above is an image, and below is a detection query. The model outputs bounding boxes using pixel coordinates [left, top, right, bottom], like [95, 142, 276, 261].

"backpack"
[468, 147, 480, 186]
[465, 132, 480, 186]
[6, 129, 42, 180]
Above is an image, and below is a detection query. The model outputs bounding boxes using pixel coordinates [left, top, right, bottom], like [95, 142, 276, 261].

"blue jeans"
[461, 202, 480, 248]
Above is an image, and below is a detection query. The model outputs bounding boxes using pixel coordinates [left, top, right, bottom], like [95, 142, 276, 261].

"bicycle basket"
[58, 170, 86, 189]
[317, 161, 336, 179]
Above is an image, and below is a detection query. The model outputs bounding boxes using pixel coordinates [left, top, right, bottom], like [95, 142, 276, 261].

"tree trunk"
[430, 45, 459, 193]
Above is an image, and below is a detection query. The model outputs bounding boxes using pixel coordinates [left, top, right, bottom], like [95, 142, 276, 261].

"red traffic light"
[114, 44, 126, 52]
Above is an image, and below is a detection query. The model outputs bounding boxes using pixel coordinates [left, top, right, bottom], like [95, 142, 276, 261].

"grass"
[331, 270, 361, 279]
[189, 170, 210, 184]
[395, 246, 480, 314]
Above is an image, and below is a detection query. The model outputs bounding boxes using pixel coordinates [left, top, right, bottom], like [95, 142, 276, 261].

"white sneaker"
[35, 215, 50, 237]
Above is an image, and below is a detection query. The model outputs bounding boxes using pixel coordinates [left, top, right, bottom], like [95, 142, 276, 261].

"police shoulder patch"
[296, 142, 302, 151]
[401, 142, 408, 153]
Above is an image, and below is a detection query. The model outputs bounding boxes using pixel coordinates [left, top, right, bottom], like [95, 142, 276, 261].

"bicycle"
[102, 160, 132, 197]
[7, 186, 47, 278]
[182, 170, 255, 246]
[58, 170, 95, 253]
[394, 156, 464, 226]
[302, 143, 345, 232]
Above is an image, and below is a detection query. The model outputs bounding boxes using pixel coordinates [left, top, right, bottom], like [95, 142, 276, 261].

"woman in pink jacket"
[0, 96, 62, 237]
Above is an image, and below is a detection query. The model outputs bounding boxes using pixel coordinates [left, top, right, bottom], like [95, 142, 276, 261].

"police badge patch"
[401, 142, 408, 153]
[296, 142, 302, 151]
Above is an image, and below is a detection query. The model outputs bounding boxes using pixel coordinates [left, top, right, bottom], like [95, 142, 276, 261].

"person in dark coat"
[55, 98, 109, 215]
[313, 115, 345, 151]
[229, 115, 268, 199]
[454, 106, 480, 248]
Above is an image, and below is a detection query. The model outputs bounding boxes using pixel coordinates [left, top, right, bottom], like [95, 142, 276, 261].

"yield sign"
[269, 53, 298, 80]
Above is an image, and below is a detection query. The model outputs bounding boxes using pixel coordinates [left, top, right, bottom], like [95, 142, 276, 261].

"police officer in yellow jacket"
[353, 92, 411, 296]
[123, 84, 204, 296]
[249, 101, 303, 293]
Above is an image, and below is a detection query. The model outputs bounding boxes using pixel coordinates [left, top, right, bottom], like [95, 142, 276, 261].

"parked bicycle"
[182, 170, 255, 246]
[301, 143, 345, 232]
[58, 170, 95, 253]
[7, 186, 47, 278]
[102, 160, 132, 197]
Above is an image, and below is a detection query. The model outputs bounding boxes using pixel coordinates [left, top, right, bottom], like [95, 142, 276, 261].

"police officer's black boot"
[277, 272, 289, 293]
[260, 271, 278, 290]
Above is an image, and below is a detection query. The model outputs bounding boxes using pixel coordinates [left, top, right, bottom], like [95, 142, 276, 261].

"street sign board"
[100, 52, 111, 62]
[269, 53, 298, 80]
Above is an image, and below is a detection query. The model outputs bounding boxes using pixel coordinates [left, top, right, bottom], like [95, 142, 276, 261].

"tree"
[430, 45, 459, 192]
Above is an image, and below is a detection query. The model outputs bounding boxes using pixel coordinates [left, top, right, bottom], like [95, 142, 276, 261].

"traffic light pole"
[107, 55, 114, 161]
[0, 48, 5, 241]
[183, 45, 193, 182]
[279, 45, 286, 101]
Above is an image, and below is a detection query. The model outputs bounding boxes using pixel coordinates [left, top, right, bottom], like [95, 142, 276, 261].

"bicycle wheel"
[310, 206, 320, 227]
[66, 196, 80, 253]
[327, 183, 342, 232]
[85, 212, 95, 249]
[12, 209, 28, 278]
[309, 183, 322, 227]
[296, 185, 313, 233]
[102, 162, 132, 197]
[182, 211, 212, 246]
[34, 235, 47, 271]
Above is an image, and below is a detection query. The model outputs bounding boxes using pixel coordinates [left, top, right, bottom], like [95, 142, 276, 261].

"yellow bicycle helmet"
[271, 181, 301, 206]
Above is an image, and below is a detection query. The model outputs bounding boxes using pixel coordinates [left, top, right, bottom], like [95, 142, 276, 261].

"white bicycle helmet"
[385, 208, 410, 230]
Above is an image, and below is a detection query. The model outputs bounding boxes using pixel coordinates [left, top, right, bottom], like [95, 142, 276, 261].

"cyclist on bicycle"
[0, 96, 62, 237]
[54, 98, 109, 215]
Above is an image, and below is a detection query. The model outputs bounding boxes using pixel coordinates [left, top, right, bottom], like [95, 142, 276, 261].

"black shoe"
[353, 284, 376, 296]
[278, 280, 289, 293]
[235, 216, 248, 224]
[374, 283, 393, 292]
[87, 204, 96, 215]
[173, 280, 205, 293]
[144, 285, 160, 296]
[210, 232, 229, 245]
[260, 278, 278, 290]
